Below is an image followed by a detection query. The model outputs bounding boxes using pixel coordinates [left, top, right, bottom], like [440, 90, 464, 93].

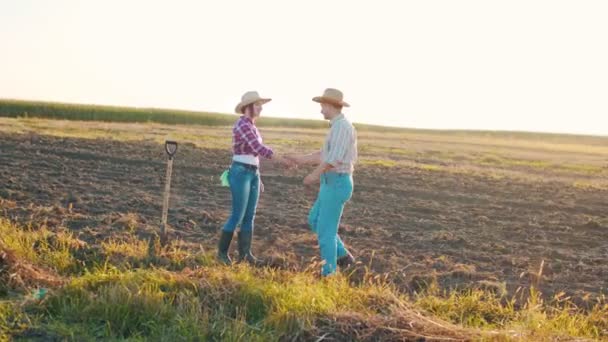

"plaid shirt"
[232, 116, 274, 159]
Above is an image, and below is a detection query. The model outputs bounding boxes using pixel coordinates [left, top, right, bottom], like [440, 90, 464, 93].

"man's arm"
[303, 161, 334, 185]
[290, 151, 321, 165]
[303, 123, 353, 184]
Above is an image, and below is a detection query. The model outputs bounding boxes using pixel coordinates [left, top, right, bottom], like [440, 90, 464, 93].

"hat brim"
[312, 96, 350, 107]
[235, 98, 272, 114]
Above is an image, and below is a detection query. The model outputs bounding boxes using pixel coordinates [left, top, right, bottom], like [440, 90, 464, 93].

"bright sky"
[1, 1, 607, 135]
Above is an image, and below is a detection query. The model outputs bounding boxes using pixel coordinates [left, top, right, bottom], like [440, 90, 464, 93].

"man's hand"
[287, 151, 321, 166]
[303, 173, 318, 186]
[303, 162, 333, 186]
[284, 154, 301, 168]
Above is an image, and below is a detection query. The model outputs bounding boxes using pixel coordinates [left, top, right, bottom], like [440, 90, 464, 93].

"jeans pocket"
[337, 178, 353, 202]
[229, 165, 245, 183]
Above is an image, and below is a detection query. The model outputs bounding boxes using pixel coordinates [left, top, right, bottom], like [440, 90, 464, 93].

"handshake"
[274, 152, 317, 169]
[273, 152, 323, 186]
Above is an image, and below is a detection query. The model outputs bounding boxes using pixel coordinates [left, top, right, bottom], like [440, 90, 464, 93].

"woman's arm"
[235, 121, 274, 159]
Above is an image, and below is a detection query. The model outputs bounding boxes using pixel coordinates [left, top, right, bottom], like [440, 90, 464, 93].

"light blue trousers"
[308, 172, 353, 276]
[223, 162, 260, 233]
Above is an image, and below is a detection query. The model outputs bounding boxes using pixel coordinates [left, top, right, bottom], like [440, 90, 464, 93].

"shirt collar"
[330, 113, 345, 127]
[241, 115, 254, 124]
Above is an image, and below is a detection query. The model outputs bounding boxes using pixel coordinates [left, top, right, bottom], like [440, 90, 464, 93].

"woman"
[217, 90, 286, 265]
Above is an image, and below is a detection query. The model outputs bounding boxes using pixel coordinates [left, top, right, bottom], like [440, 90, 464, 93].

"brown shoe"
[337, 251, 355, 268]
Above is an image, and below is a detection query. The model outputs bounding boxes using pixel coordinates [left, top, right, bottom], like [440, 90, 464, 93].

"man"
[288, 88, 358, 276]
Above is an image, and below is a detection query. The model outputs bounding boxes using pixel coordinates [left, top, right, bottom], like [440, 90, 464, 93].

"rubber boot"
[217, 231, 233, 265]
[237, 230, 263, 265]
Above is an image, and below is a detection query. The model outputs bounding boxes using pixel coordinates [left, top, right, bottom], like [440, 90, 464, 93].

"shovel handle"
[165, 141, 178, 158]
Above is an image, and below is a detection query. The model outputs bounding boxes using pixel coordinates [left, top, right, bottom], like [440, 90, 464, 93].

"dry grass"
[1, 217, 607, 341]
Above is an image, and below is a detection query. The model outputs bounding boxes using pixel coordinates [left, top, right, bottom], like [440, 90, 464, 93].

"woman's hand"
[275, 154, 297, 169]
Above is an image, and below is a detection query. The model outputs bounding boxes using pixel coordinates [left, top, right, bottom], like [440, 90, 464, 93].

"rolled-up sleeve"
[235, 120, 274, 159]
[324, 122, 352, 166]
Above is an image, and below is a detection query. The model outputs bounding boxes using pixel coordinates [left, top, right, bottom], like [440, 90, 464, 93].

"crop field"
[1, 110, 607, 340]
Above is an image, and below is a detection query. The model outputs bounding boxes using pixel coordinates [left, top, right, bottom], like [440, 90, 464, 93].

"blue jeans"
[223, 162, 260, 233]
[308, 172, 353, 276]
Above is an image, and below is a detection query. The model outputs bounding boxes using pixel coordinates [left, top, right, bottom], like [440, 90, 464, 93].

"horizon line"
[1, 97, 606, 139]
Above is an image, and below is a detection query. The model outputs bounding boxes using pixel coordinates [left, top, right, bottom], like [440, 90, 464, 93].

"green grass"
[2, 216, 608, 340]
[414, 163, 444, 172]
[4, 99, 608, 143]
[475, 153, 607, 176]
[573, 180, 608, 190]
[26, 266, 396, 341]
[416, 285, 608, 340]
[359, 159, 399, 168]
[0, 218, 81, 274]
[477, 154, 551, 169]
[559, 163, 605, 174]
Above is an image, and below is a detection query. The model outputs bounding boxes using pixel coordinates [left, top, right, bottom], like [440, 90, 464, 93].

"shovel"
[160, 140, 178, 242]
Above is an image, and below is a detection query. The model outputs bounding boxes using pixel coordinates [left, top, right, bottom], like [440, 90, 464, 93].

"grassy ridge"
[1, 216, 607, 341]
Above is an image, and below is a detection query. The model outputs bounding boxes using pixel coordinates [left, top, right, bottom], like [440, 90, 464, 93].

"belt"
[233, 161, 258, 171]
[321, 172, 350, 184]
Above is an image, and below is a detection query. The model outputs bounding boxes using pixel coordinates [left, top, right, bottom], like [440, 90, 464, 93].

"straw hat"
[235, 91, 272, 114]
[312, 88, 350, 107]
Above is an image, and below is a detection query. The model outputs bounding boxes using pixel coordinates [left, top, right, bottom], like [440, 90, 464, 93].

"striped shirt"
[321, 114, 358, 174]
[232, 116, 274, 160]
